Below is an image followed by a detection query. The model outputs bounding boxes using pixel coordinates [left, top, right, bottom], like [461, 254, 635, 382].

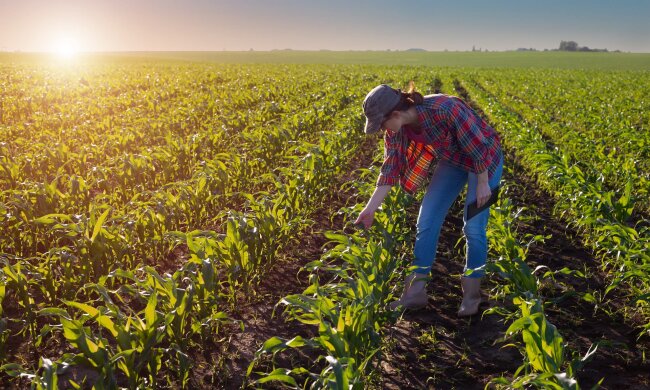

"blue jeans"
[411, 155, 503, 278]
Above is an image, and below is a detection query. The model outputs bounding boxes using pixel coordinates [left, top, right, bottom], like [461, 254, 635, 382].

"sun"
[54, 38, 80, 59]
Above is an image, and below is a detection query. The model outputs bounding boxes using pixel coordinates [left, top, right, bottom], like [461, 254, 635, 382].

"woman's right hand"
[354, 185, 390, 230]
[354, 208, 375, 229]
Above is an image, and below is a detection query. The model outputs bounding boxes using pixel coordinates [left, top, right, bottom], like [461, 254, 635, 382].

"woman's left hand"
[476, 181, 492, 208]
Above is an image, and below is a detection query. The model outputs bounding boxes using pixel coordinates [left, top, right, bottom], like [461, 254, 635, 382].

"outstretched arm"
[354, 185, 392, 229]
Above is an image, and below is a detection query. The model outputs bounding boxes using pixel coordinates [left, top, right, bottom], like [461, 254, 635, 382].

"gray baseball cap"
[362, 84, 401, 134]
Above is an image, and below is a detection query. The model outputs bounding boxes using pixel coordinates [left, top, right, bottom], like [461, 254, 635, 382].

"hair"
[392, 81, 424, 111]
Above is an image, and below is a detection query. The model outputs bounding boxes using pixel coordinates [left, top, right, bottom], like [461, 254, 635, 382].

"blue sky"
[1, 0, 648, 52]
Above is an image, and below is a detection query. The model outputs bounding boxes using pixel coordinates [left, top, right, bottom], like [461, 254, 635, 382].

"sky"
[0, 0, 648, 53]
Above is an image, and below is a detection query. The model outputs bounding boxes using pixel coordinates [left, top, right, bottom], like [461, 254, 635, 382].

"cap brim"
[364, 116, 382, 134]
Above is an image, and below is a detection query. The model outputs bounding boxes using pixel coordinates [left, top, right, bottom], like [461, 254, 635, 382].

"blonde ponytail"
[394, 81, 424, 110]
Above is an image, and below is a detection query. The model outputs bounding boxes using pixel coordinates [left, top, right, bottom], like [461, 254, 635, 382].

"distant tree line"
[558, 40, 611, 52]
[515, 41, 619, 52]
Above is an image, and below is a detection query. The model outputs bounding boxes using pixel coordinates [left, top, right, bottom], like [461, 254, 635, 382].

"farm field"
[1, 52, 649, 389]
[4, 51, 650, 70]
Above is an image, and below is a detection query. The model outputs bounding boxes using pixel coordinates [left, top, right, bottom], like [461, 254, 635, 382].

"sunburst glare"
[54, 37, 80, 59]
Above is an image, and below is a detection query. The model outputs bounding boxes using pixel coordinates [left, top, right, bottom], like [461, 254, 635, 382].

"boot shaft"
[458, 276, 482, 317]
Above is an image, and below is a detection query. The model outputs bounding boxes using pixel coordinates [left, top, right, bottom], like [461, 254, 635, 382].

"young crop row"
[458, 76, 650, 340]
[439, 77, 596, 388]
[0, 63, 383, 387]
[1, 61, 647, 388]
[247, 87, 590, 389]
[247, 143, 418, 388]
[485, 183, 596, 389]
[471, 68, 649, 216]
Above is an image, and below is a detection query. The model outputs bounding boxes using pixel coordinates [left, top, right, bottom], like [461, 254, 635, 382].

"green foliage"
[1, 59, 648, 388]
[462, 73, 650, 340]
[248, 176, 415, 387]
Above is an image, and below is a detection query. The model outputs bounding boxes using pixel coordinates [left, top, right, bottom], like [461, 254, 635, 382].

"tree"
[559, 41, 579, 51]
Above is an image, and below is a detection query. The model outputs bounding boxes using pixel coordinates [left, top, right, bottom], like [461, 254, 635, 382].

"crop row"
[248, 106, 590, 390]
[471, 68, 649, 215]
[2, 61, 647, 388]
[247, 147, 419, 388]
[444, 76, 595, 388]
[0, 62, 446, 387]
[458, 76, 650, 339]
[0, 63, 379, 387]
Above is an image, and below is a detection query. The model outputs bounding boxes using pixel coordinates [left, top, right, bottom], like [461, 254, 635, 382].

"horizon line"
[1, 49, 646, 54]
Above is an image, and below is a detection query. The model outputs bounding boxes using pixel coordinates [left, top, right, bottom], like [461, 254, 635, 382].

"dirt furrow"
[203, 135, 380, 389]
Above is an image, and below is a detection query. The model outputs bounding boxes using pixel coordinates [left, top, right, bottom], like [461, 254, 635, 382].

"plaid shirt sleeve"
[376, 129, 404, 187]
[446, 97, 492, 174]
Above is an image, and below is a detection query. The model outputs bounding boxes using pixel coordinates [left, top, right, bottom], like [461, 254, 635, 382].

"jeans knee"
[463, 224, 486, 240]
[416, 218, 442, 235]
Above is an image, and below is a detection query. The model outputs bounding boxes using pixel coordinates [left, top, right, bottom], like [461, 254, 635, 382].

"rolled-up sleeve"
[447, 99, 491, 174]
[376, 130, 403, 187]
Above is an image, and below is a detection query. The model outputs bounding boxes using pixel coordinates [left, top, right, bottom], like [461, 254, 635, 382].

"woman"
[354, 83, 503, 317]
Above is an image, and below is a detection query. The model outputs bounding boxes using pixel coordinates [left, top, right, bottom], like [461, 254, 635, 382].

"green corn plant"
[38, 248, 79, 303]
[0, 357, 70, 390]
[30, 208, 123, 285]
[107, 269, 189, 385]
[142, 262, 230, 385]
[485, 196, 541, 297]
[138, 267, 195, 347]
[222, 209, 279, 288]
[506, 297, 565, 373]
[100, 263, 230, 387]
[111, 291, 166, 389]
[196, 185, 311, 298]
[2, 260, 37, 337]
[50, 292, 167, 389]
[29, 357, 63, 390]
[481, 183, 594, 388]
[53, 312, 117, 389]
[82, 207, 114, 280]
[0, 156, 20, 188]
[249, 173, 414, 388]
[217, 217, 252, 296]
[36, 358, 63, 390]
[492, 295, 599, 390]
[172, 229, 242, 304]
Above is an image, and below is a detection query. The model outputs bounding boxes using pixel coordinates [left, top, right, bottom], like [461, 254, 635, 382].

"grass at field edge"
[2, 50, 650, 70]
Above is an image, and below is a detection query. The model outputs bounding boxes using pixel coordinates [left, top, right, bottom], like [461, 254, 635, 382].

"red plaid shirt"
[377, 94, 502, 195]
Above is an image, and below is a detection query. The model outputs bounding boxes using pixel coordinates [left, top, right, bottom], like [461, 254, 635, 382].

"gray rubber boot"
[457, 277, 482, 317]
[389, 273, 428, 311]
